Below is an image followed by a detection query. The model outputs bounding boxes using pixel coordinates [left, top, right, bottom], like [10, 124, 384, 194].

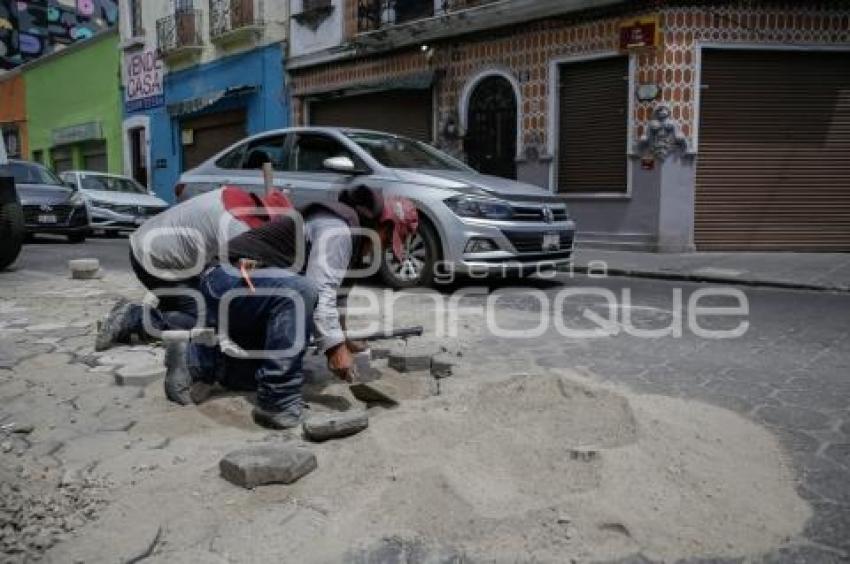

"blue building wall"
[133, 43, 288, 202]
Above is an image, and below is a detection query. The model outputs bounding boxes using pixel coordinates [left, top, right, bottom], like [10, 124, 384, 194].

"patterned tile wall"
[292, 2, 850, 157]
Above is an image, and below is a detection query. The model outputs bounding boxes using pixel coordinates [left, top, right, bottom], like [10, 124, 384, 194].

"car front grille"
[100, 204, 165, 216]
[502, 230, 575, 254]
[23, 204, 74, 225]
[509, 205, 568, 222]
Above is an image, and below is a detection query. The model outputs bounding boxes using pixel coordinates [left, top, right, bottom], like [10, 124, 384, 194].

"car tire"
[379, 220, 440, 289]
[0, 200, 25, 270]
[67, 233, 87, 244]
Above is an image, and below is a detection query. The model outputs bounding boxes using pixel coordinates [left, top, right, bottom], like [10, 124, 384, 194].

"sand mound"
[47, 372, 809, 563]
[288, 372, 810, 563]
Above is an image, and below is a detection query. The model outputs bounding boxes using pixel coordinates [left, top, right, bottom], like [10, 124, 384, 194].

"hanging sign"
[124, 49, 164, 112]
[619, 17, 661, 51]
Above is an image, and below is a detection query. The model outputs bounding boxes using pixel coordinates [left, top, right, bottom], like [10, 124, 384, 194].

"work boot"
[163, 331, 193, 406]
[252, 404, 308, 430]
[94, 298, 133, 352]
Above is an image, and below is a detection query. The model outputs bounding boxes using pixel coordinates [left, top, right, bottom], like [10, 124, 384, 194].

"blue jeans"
[192, 265, 318, 411]
[125, 250, 201, 339]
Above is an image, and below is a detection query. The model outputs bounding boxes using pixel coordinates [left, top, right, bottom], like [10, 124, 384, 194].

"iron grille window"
[556, 56, 629, 193]
[129, 0, 144, 36]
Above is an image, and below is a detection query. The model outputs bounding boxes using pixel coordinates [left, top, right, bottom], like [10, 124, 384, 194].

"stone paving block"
[430, 354, 455, 379]
[303, 410, 368, 442]
[370, 347, 392, 360]
[388, 342, 436, 373]
[219, 444, 317, 489]
[114, 364, 166, 387]
[69, 259, 102, 280]
[350, 381, 401, 406]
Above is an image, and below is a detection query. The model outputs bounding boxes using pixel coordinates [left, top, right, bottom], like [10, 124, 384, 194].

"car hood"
[16, 183, 77, 206]
[391, 169, 556, 200]
[82, 189, 168, 207]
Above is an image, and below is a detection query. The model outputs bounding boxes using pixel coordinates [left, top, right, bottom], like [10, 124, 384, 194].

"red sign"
[619, 20, 658, 50]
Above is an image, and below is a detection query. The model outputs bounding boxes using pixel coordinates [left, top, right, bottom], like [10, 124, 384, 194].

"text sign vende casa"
[619, 17, 660, 51]
[124, 50, 164, 113]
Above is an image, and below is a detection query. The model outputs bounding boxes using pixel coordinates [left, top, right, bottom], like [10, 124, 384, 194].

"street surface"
[0, 237, 848, 563]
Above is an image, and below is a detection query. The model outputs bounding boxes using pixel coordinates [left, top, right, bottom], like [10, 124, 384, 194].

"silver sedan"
[177, 127, 576, 288]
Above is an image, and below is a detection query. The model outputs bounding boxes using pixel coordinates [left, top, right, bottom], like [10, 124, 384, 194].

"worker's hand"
[346, 339, 369, 354]
[326, 343, 356, 382]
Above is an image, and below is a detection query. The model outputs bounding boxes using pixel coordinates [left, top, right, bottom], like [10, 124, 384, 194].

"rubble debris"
[68, 259, 101, 280]
[303, 410, 369, 442]
[114, 364, 166, 387]
[219, 444, 317, 489]
[0, 471, 106, 561]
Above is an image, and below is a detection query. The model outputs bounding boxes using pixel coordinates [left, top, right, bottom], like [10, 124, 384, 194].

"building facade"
[24, 29, 123, 174]
[0, 0, 119, 70]
[287, 0, 850, 252]
[0, 71, 27, 159]
[119, 0, 290, 201]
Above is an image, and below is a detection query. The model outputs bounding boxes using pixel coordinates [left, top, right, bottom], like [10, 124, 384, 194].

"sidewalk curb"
[572, 266, 850, 294]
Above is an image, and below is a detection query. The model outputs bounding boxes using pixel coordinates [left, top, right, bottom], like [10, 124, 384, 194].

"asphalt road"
[4, 237, 849, 562]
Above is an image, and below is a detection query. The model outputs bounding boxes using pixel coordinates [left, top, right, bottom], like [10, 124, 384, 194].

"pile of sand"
[46, 371, 809, 563]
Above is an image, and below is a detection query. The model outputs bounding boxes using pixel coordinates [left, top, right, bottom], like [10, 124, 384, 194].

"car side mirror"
[323, 156, 359, 175]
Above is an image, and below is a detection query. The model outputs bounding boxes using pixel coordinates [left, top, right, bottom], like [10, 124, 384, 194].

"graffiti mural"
[0, 0, 118, 70]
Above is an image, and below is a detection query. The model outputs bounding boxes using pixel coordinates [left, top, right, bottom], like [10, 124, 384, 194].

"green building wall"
[24, 31, 122, 174]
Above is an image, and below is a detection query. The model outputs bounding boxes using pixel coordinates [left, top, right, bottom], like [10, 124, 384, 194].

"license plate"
[38, 214, 57, 224]
[135, 217, 145, 226]
[542, 232, 560, 250]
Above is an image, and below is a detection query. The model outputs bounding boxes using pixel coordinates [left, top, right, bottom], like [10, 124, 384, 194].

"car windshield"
[80, 174, 147, 194]
[0, 162, 64, 186]
[345, 132, 470, 171]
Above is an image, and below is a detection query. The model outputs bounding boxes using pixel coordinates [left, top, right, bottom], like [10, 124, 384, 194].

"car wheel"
[379, 221, 439, 289]
[67, 233, 87, 244]
[0, 200, 25, 270]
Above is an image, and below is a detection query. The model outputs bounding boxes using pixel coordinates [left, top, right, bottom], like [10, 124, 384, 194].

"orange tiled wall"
[296, 3, 850, 155]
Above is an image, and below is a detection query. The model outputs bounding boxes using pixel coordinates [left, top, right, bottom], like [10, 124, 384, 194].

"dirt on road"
[0, 272, 810, 563]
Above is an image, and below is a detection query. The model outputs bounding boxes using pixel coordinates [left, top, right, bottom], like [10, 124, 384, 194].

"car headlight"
[69, 192, 86, 207]
[444, 196, 513, 220]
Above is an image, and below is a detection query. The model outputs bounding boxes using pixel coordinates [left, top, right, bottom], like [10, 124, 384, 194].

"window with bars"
[556, 56, 629, 194]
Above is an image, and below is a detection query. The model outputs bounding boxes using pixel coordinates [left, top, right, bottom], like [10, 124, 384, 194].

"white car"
[177, 127, 576, 288]
[60, 171, 169, 235]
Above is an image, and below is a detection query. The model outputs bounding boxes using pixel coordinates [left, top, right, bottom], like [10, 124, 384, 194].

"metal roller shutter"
[309, 89, 433, 142]
[557, 56, 629, 193]
[181, 109, 246, 171]
[696, 50, 850, 251]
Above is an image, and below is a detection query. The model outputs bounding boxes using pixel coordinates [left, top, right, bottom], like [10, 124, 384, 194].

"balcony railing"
[357, 0, 496, 32]
[156, 9, 204, 58]
[210, 0, 264, 41]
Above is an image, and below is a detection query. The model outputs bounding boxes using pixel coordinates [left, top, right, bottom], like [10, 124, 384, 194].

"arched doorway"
[464, 75, 518, 179]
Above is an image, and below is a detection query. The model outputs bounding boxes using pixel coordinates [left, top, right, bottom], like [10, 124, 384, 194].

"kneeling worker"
[172, 188, 419, 429]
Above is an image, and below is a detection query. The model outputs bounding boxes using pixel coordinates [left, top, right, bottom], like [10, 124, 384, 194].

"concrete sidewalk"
[572, 249, 850, 292]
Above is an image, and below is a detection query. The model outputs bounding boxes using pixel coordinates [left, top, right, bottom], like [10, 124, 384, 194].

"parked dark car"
[0, 139, 24, 270]
[0, 160, 90, 243]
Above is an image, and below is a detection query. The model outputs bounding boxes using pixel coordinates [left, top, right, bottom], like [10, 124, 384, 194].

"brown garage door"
[310, 89, 433, 142]
[696, 50, 850, 251]
[181, 109, 246, 171]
